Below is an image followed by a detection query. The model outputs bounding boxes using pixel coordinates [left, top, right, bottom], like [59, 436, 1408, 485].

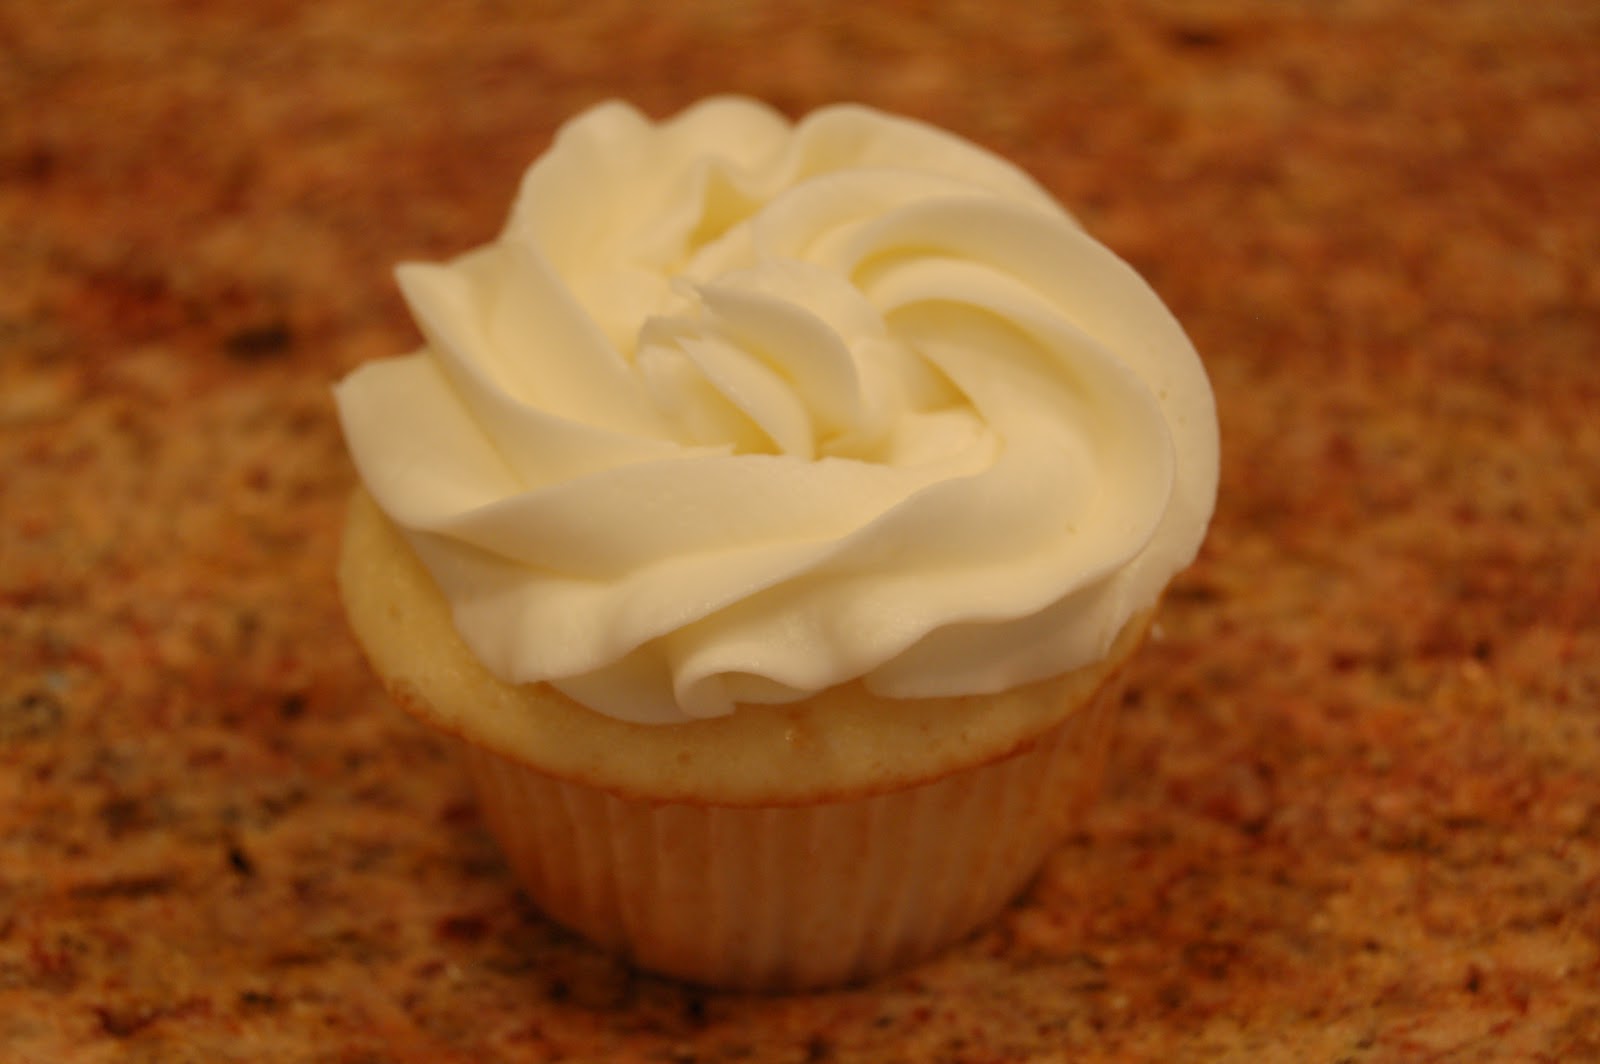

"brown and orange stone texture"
[3, 2, 1597, 1061]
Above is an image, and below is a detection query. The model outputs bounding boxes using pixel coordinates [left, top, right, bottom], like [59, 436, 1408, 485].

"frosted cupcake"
[335, 97, 1218, 990]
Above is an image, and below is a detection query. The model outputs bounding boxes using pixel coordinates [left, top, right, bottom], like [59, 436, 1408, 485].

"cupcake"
[334, 97, 1218, 990]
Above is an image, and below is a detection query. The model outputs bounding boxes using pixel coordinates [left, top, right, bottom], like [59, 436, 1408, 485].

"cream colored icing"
[334, 96, 1219, 724]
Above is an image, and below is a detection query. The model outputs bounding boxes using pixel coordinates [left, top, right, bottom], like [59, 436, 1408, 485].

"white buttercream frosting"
[335, 96, 1219, 724]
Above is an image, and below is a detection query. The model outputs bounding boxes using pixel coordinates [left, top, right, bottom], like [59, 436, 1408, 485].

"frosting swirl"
[335, 97, 1219, 723]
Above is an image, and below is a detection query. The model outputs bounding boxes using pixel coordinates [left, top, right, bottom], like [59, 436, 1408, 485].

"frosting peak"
[335, 97, 1219, 723]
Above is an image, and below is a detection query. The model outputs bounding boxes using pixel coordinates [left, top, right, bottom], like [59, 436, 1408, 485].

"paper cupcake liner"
[457, 667, 1125, 991]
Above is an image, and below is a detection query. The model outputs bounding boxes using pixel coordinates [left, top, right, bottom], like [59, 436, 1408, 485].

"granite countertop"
[3, 2, 1597, 1060]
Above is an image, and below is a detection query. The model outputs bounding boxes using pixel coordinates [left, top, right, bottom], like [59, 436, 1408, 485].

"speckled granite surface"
[3, 1, 1598, 1060]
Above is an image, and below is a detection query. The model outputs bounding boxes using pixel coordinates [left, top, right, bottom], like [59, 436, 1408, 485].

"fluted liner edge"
[456, 670, 1123, 992]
